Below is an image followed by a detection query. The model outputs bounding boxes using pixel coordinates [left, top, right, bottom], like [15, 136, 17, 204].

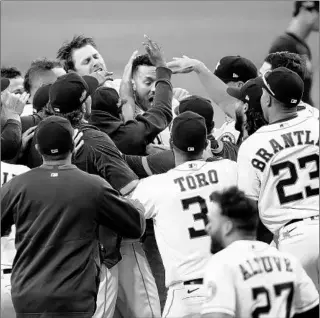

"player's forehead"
[136, 65, 156, 81]
[72, 44, 100, 64]
[259, 61, 272, 76]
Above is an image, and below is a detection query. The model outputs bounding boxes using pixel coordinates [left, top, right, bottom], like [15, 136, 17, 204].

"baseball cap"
[226, 79, 263, 111]
[1, 78, 10, 92]
[92, 87, 120, 117]
[49, 73, 99, 114]
[178, 95, 214, 130]
[214, 56, 258, 84]
[36, 116, 74, 156]
[33, 84, 51, 112]
[255, 67, 304, 107]
[171, 111, 207, 153]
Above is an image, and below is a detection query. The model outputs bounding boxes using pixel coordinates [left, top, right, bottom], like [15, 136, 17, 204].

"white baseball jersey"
[131, 159, 237, 287]
[237, 115, 319, 234]
[213, 118, 240, 145]
[297, 101, 319, 119]
[201, 240, 319, 318]
[1, 162, 30, 270]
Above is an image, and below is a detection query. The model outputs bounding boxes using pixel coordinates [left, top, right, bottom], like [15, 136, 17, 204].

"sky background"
[1, 1, 319, 126]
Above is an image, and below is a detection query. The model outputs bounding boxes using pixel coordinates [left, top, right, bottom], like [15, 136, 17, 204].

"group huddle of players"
[1, 1, 320, 318]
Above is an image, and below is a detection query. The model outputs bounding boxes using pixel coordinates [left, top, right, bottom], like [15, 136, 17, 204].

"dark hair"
[293, 1, 319, 17]
[246, 106, 268, 136]
[131, 54, 154, 75]
[1, 67, 22, 79]
[24, 58, 63, 94]
[57, 35, 97, 72]
[44, 103, 83, 127]
[210, 186, 258, 233]
[265, 52, 306, 81]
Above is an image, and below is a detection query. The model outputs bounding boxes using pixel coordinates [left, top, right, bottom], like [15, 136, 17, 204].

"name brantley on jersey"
[251, 129, 319, 172]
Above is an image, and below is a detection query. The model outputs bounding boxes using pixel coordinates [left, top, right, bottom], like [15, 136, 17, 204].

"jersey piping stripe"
[142, 156, 153, 176]
[163, 289, 176, 318]
[132, 243, 156, 318]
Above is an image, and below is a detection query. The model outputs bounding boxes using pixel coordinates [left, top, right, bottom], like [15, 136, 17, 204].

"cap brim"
[226, 87, 243, 101]
[1, 78, 10, 92]
[83, 75, 99, 96]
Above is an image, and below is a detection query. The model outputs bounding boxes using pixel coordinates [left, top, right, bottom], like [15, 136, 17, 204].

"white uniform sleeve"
[237, 141, 260, 200]
[293, 259, 319, 314]
[131, 178, 158, 219]
[201, 257, 236, 316]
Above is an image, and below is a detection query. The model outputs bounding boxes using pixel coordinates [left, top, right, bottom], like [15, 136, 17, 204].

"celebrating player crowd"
[1, 1, 319, 318]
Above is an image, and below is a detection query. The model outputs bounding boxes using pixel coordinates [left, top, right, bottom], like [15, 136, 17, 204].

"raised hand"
[166, 55, 199, 74]
[89, 70, 114, 86]
[18, 125, 37, 158]
[142, 34, 166, 68]
[2, 91, 30, 116]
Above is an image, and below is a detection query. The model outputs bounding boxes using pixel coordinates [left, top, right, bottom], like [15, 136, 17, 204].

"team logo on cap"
[245, 95, 250, 101]
[187, 147, 195, 151]
[51, 149, 59, 154]
[233, 73, 239, 78]
[290, 99, 297, 104]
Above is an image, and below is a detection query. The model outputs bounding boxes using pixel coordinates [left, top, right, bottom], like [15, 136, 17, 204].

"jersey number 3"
[271, 154, 319, 204]
[181, 195, 211, 239]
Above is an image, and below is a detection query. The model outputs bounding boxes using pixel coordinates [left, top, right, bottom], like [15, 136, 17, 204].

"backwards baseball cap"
[49, 73, 99, 114]
[1, 78, 10, 92]
[36, 116, 74, 156]
[33, 84, 51, 112]
[171, 111, 207, 153]
[214, 56, 258, 84]
[177, 95, 214, 130]
[92, 87, 120, 117]
[226, 79, 263, 111]
[255, 67, 304, 107]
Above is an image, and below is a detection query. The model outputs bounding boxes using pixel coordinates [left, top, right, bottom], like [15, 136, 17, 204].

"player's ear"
[35, 144, 40, 154]
[236, 81, 244, 88]
[223, 219, 234, 236]
[132, 79, 136, 91]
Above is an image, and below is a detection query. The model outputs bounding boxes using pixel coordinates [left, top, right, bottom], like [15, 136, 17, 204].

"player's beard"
[210, 233, 225, 254]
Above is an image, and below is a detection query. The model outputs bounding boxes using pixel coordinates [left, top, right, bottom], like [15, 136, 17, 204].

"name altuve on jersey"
[251, 129, 318, 172]
[240, 255, 293, 281]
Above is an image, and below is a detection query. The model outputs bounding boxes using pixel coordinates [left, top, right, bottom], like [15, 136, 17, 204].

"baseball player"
[268, 1, 319, 106]
[259, 51, 319, 120]
[1, 161, 30, 318]
[202, 186, 319, 318]
[131, 111, 238, 317]
[236, 67, 319, 289]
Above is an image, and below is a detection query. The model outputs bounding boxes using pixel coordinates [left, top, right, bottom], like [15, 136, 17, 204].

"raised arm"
[167, 56, 238, 119]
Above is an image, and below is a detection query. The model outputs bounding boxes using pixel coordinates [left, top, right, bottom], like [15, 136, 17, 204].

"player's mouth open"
[149, 96, 154, 105]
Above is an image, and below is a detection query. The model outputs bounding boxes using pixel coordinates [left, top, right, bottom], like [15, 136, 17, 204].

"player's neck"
[225, 233, 256, 247]
[42, 156, 73, 167]
[268, 107, 298, 124]
[287, 18, 312, 41]
[174, 154, 203, 167]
